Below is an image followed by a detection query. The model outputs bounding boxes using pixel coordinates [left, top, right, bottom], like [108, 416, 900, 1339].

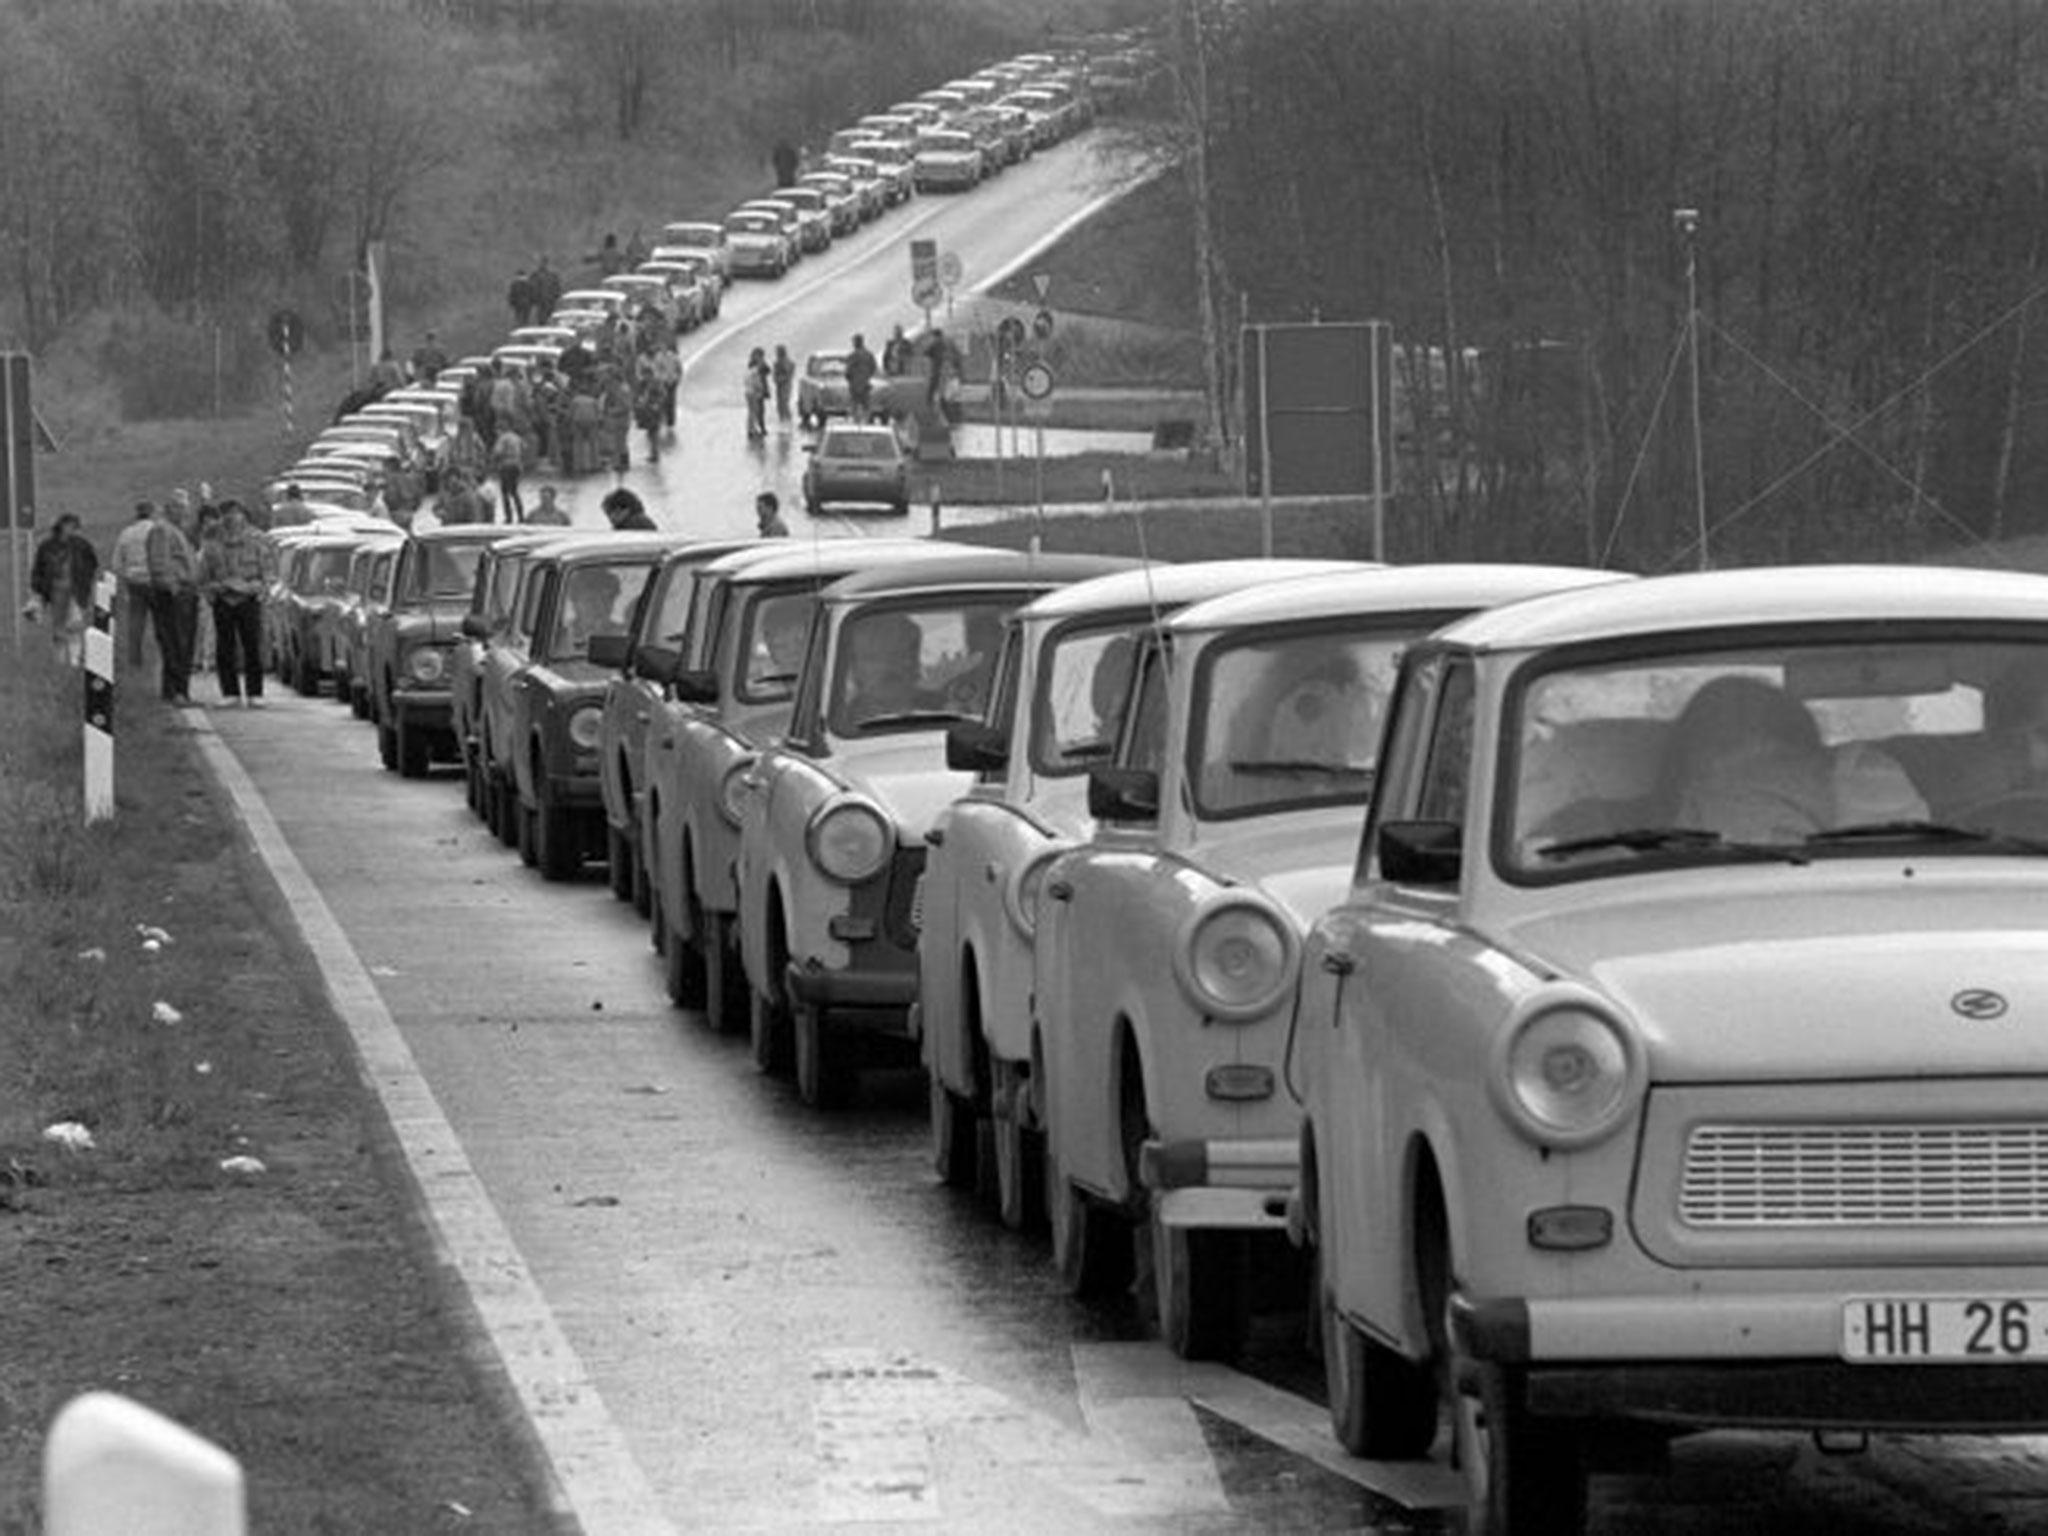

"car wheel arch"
[957, 946, 992, 1105]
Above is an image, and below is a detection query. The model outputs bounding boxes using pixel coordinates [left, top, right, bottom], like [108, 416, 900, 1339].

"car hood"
[1191, 811, 1361, 929]
[822, 736, 974, 839]
[1501, 876, 2048, 1081]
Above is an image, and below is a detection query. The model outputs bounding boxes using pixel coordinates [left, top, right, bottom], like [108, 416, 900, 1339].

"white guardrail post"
[45, 1392, 246, 1536]
[83, 569, 116, 823]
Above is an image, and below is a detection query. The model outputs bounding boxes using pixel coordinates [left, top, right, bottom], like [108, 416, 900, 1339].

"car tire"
[1152, 1218, 1249, 1363]
[397, 719, 430, 779]
[1049, 1157, 1133, 1300]
[704, 911, 745, 1034]
[929, 1071, 983, 1191]
[793, 999, 851, 1110]
[663, 891, 708, 1010]
[534, 775, 578, 881]
[606, 826, 636, 902]
[294, 649, 319, 697]
[993, 1100, 1046, 1233]
[377, 721, 398, 772]
[1454, 1357, 1587, 1536]
[749, 981, 791, 1076]
[1320, 1265, 1435, 1458]
[515, 794, 539, 868]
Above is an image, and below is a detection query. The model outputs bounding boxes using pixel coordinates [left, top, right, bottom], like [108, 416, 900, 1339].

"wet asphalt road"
[210, 132, 2048, 1534]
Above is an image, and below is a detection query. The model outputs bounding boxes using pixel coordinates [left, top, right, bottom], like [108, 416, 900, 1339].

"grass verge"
[0, 644, 555, 1535]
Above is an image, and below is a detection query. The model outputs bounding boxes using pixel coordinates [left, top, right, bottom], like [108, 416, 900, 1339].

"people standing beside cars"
[846, 333, 879, 422]
[773, 138, 800, 190]
[198, 500, 276, 708]
[409, 331, 448, 384]
[924, 328, 957, 409]
[438, 470, 490, 526]
[508, 268, 536, 328]
[633, 359, 667, 464]
[528, 485, 570, 526]
[491, 422, 528, 523]
[600, 367, 634, 472]
[141, 498, 198, 702]
[882, 324, 913, 377]
[29, 513, 100, 667]
[772, 344, 796, 427]
[111, 501, 156, 672]
[755, 491, 790, 536]
[744, 347, 771, 441]
[647, 342, 682, 439]
[530, 255, 563, 322]
[602, 486, 657, 531]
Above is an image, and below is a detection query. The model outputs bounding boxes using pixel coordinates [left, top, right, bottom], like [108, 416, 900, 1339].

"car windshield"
[829, 599, 1012, 735]
[820, 430, 897, 460]
[544, 560, 653, 661]
[726, 214, 774, 234]
[1189, 628, 1403, 818]
[297, 548, 353, 593]
[1505, 631, 2048, 879]
[417, 542, 486, 599]
[808, 356, 848, 380]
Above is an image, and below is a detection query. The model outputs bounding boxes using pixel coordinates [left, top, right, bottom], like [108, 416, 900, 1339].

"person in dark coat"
[29, 513, 100, 666]
[601, 486, 657, 531]
[508, 269, 536, 326]
[772, 139, 799, 189]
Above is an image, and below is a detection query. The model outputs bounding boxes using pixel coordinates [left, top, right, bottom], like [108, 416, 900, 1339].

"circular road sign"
[1020, 360, 1055, 401]
[266, 307, 305, 358]
[939, 251, 965, 288]
[911, 275, 943, 310]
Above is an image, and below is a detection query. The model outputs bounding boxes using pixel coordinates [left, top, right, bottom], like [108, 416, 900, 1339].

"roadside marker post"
[83, 570, 116, 823]
[45, 1392, 246, 1536]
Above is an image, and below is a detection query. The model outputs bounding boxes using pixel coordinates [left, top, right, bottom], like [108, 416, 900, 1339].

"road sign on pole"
[4, 352, 36, 653]
[1240, 320, 1395, 558]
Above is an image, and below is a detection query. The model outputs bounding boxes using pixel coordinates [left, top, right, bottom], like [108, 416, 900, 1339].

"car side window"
[1357, 652, 1445, 881]
[1416, 661, 1477, 824]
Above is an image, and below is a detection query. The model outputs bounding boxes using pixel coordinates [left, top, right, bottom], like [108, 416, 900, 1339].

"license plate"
[1842, 1296, 2048, 1362]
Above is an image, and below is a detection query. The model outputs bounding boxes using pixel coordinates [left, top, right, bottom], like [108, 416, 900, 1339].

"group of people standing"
[32, 491, 278, 707]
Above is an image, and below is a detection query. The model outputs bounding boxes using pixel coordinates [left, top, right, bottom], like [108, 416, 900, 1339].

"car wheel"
[534, 774, 578, 881]
[1452, 1348, 1588, 1534]
[928, 1071, 984, 1191]
[793, 998, 851, 1110]
[1049, 1154, 1133, 1300]
[515, 793, 538, 868]
[702, 911, 746, 1035]
[992, 1064, 1045, 1231]
[490, 772, 520, 848]
[663, 892, 708, 1010]
[377, 720, 398, 772]
[351, 684, 370, 721]
[1151, 1217, 1249, 1362]
[1320, 1260, 1436, 1458]
[462, 747, 482, 815]
[629, 833, 653, 920]
[749, 980, 791, 1076]
[606, 825, 635, 901]
[397, 719, 430, 779]
[294, 649, 319, 697]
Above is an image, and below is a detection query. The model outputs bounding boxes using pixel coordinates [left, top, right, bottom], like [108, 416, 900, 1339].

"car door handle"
[1046, 879, 1073, 902]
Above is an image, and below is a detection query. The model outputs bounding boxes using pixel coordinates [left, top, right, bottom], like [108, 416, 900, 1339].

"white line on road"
[188, 716, 675, 1536]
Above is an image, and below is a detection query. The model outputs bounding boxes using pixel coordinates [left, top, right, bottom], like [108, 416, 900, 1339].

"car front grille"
[1680, 1122, 2048, 1227]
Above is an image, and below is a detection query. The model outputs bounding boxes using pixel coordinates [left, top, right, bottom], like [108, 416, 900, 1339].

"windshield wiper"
[1806, 819, 2048, 854]
[853, 709, 968, 729]
[1534, 825, 1811, 865]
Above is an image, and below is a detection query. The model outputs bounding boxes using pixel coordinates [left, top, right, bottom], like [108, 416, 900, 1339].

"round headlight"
[405, 646, 447, 684]
[1493, 1002, 1642, 1148]
[1004, 846, 1066, 940]
[568, 705, 604, 751]
[1173, 896, 1298, 1021]
[717, 758, 755, 827]
[807, 799, 893, 884]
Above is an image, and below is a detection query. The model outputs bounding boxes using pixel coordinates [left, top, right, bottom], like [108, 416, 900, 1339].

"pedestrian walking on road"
[197, 500, 274, 707]
[846, 333, 878, 422]
[142, 500, 198, 701]
[492, 424, 528, 522]
[30, 513, 100, 668]
[743, 348, 771, 441]
[772, 344, 796, 426]
[111, 501, 156, 672]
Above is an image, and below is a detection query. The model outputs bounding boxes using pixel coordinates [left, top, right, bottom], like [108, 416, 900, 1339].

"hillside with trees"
[1137, 0, 2048, 568]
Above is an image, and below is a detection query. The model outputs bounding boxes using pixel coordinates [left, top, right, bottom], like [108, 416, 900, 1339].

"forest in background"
[1143, 0, 2048, 568]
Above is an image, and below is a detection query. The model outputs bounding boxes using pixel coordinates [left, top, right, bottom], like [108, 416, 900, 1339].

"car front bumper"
[1140, 1136, 1296, 1233]
[392, 690, 452, 730]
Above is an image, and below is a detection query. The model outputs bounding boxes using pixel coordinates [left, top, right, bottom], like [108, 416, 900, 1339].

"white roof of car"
[1166, 563, 1630, 636]
[1016, 559, 1369, 622]
[1434, 563, 2048, 653]
[702, 538, 955, 586]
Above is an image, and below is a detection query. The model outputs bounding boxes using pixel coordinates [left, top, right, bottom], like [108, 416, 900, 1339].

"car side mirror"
[586, 632, 629, 669]
[1377, 819, 1462, 884]
[460, 612, 491, 640]
[633, 642, 680, 683]
[1087, 765, 1159, 824]
[671, 667, 718, 705]
[945, 719, 1008, 774]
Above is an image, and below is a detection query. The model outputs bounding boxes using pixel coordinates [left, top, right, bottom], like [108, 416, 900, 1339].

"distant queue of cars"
[253, 514, 2048, 1531]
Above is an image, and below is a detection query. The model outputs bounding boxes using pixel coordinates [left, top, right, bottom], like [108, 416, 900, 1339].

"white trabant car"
[919, 559, 1363, 1226]
[1036, 563, 1627, 1362]
[1293, 564, 2048, 1533]
[735, 551, 1132, 1109]
[641, 538, 960, 1026]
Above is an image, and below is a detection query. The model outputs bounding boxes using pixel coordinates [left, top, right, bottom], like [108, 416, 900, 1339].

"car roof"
[705, 538, 970, 585]
[409, 525, 529, 547]
[822, 551, 1139, 603]
[1165, 563, 1632, 635]
[518, 531, 691, 564]
[1433, 563, 2048, 653]
[1016, 558, 1368, 621]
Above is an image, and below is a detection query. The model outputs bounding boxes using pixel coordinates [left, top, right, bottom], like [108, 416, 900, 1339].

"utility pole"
[1676, 207, 1708, 570]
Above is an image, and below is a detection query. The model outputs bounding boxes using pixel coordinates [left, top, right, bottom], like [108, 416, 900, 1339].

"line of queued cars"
[266, 497, 2048, 1530]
